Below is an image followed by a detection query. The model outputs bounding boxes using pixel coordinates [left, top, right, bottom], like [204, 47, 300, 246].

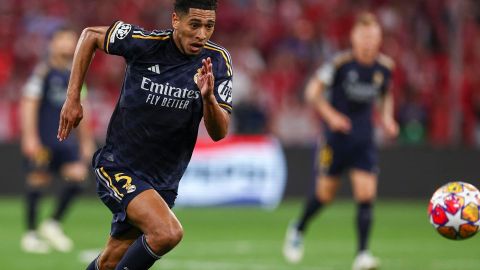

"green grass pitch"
[1, 197, 479, 270]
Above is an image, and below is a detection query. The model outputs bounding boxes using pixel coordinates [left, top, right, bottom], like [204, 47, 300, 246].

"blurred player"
[57, 0, 232, 269]
[20, 27, 94, 253]
[283, 13, 398, 270]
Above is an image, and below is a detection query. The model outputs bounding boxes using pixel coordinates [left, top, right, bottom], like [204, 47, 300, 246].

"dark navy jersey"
[315, 51, 393, 143]
[23, 64, 83, 146]
[95, 21, 233, 192]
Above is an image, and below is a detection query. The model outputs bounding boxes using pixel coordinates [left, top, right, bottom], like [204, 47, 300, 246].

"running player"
[283, 13, 398, 270]
[20, 27, 94, 253]
[57, 0, 232, 269]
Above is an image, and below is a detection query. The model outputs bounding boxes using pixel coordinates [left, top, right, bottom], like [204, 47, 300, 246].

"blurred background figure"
[20, 27, 94, 253]
[283, 13, 397, 270]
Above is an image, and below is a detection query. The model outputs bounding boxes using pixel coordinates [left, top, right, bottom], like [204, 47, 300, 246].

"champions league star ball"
[428, 182, 480, 240]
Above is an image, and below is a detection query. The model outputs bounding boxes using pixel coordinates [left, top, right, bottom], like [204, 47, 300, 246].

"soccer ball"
[428, 181, 480, 240]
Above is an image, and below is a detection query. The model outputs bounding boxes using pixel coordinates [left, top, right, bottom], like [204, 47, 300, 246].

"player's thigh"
[99, 227, 141, 269]
[350, 169, 377, 202]
[60, 161, 88, 182]
[126, 189, 183, 251]
[315, 175, 341, 203]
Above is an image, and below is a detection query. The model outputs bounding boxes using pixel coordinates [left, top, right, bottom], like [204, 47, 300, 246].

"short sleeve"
[23, 64, 48, 99]
[315, 62, 335, 87]
[380, 70, 392, 96]
[377, 54, 395, 95]
[104, 21, 167, 62]
[207, 43, 233, 113]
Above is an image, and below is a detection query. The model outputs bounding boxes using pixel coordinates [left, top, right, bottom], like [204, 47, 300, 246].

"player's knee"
[354, 190, 376, 202]
[26, 173, 51, 188]
[61, 163, 88, 182]
[147, 221, 183, 253]
[315, 188, 335, 204]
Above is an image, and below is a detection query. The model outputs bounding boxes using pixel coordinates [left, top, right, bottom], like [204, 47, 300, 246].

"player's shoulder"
[204, 40, 232, 63]
[109, 20, 171, 42]
[30, 62, 51, 79]
[130, 25, 172, 41]
[376, 53, 395, 71]
[331, 51, 355, 68]
[204, 40, 233, 76]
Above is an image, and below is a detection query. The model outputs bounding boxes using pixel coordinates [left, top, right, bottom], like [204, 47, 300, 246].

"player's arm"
[304, 77, 351, 134]
[21, 67, 46, 158]
[20, 97, 42, 158]
[197, 57, 230, 141]
[57, 26, 108, 141]
[378, 90, 398, 138]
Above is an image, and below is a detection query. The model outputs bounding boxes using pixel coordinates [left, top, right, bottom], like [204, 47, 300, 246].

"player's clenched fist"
[57, 97, 83, 141]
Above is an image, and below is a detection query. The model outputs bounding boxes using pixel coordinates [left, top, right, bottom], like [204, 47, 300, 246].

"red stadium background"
[1, 0, 480, 146]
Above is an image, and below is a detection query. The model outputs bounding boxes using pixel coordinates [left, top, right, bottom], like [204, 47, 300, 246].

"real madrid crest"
[373, 71, 384, 86]
[193, 67, 202, 84]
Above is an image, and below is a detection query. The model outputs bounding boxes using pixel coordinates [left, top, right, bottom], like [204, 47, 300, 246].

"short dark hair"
[174, 0, 218, 15]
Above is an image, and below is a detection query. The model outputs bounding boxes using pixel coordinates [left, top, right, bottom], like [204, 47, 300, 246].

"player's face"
[50, 31, 78, 61]
[351, 25, 382, 64]
[172, 8, 216, 55]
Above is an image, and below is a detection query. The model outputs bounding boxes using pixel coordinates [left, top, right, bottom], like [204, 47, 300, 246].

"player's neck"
[172, 30, 187, 55]
[353, 52, 377, 66]
[49, 56, 70, 70]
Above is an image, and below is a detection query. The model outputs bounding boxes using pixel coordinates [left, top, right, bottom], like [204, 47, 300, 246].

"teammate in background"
[57, 0, 232, 269]
[20, 27, 95, 253]
[283, 13, 398, 270]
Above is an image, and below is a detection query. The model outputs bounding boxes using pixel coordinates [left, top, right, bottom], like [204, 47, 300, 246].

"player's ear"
[172, 12, 180, 30]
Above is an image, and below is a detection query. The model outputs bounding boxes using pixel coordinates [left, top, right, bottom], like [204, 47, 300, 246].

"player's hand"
[57, 97, 83, 141]
[327, 112, 351, 134]
[196, 57, 215, 99]
[382, 116, 399, 138]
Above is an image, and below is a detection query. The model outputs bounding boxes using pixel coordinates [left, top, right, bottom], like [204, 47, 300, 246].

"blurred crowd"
[1, 0, 480, 147]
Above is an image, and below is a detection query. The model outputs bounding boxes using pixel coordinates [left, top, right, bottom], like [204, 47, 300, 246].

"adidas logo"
[148, 64, 161, 74]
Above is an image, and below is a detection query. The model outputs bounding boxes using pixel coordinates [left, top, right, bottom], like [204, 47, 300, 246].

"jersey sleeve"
[379, 69, 393, 96]
[378, 54, 395, 95]
[22, 64, 48, 99]
[315, 62, 335, 87]
[209, 44, 233, 113]
[104, 21, 165, 62]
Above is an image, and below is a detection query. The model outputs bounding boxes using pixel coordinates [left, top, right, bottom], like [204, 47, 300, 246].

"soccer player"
[283, 13, 398, 270]
[20, 27, 94, 253]
[57, 0, 232, 269]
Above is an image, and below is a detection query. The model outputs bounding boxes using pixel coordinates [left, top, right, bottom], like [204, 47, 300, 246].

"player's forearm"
[20, 98, 40, 140]
[66, 27, 106, 101]
[380, 91, 395, 121]
[203, 95, 229, 141]
[305, 78, 339, 121]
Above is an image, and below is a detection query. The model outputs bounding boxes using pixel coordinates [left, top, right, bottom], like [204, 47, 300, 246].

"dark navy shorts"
[315, 137, 378, 176]
[24, 142, 80, 173]
[94, 165, 177, 237]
